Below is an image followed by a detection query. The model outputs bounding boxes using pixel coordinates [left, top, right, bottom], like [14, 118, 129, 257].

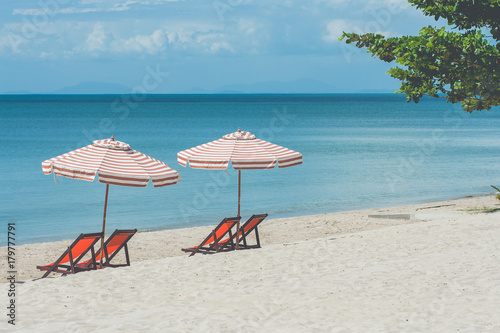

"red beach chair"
[36, 232, 103, 278]
[229, 214, 269, 250]
[77, 229, 138, 269]
[181, 217, 240, 256]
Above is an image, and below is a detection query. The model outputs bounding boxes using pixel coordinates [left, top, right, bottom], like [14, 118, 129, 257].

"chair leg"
[90, 247, 97, 270]
[228, 229, 235, 251]
[124, 245, 130, 266]
[41, 270, 51, 279]
[255, 227, 260, 248]
[68, 248, 75, 274]
[212, 230, 219, 253]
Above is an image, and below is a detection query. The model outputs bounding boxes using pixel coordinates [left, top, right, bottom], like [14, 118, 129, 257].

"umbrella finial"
[111, 135, 115, 141]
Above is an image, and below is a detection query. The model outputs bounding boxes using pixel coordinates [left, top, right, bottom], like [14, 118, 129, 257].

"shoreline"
[3, 194, 498, 283]
[8, 191, 497, 248]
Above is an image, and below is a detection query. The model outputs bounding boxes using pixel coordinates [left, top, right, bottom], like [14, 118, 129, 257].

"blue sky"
[0, 0, 442, 93]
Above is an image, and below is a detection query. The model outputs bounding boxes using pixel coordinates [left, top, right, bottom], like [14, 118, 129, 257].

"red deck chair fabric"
[77, 229, 137, 269]
[182, 217, 240, 256]
[219, 214, 268, 250]
[37, 232, 103, 278]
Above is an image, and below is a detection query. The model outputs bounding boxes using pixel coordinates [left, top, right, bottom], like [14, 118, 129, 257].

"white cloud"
[12, 9, 47, 16]
[40, 51, 56, 59]
[181, 31, 236, 55]
[323, 19, 361, 42]
[3, 18, 236, 59]
[210, 41, 235, 54]
[80, 0, 180, 4]
[323, 18, 393, 43]
[80, 24, 172, 56]
[78, 24, 193, 56]
[234, 19, 270, 54]
[12, 6, 123, 16]
[83, 23, 112, 53]
[0, 32, 27, 55]
[4, 0, 415, 61]
[111, 29, 169, 55]
[314, 0, 410, 9]
[59, 7, 125, 14]
[237, 19, 262, 35]
[366, 0, 411, 11]
[314, 0, 349, 5]
[0, 21, 93, 57]
[13, 0, 181, 16]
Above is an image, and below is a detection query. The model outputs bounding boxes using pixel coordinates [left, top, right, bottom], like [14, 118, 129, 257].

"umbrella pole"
[100, 184, 110, 268]
[238, 169, 241, 217]
[236, 170, 241, 249]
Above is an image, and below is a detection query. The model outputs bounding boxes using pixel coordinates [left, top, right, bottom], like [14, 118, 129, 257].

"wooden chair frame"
[37, 232, 103, 278]
[182, 217, 240, 256]
[78, 229, 138, 269]
[225, 214, 268, 250]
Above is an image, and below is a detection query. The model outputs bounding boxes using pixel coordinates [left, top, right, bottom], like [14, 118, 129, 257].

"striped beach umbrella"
[178, 128, 302, 247]
[42, 136, 181, 265]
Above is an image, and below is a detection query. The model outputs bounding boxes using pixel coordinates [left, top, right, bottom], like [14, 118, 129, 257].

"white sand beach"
[2, 195, 500, 332]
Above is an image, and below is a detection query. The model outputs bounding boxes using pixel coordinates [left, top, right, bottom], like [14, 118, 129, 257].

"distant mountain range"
[2, 90, 33, 94]
[50, 81, 132, 94]
[212, 78, 344, 94]
[2, 82, 131, 95]
[180, 78, 362, 94]
[2, 78, 395, 94]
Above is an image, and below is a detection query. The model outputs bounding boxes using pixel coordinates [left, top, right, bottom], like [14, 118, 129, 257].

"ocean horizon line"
[0, 92, 402, 96]
[0, 93, 438, 103]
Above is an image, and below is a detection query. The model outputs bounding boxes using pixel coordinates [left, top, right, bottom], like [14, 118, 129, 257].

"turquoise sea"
[1, 94, 499, 246]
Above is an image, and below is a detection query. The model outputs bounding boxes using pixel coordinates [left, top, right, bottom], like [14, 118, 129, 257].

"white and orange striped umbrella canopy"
[42, 137, 181, 187]
[177, 129, 302, 170]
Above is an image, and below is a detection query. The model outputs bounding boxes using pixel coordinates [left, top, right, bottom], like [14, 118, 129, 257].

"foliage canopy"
[340, 0, 500, 112]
